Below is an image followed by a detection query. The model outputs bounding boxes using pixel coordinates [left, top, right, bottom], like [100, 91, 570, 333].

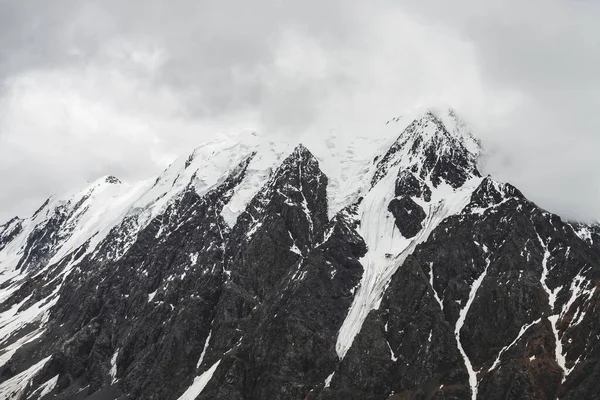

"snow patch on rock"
[177, 359, 221, 400]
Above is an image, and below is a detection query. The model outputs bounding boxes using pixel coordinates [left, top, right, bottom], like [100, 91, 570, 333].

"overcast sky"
[1, 0, 599, 223]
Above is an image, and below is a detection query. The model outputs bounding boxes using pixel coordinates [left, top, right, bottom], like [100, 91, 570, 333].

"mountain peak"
[372, 109, 481, 189]
[385, 107, 480, 156]
[293, 143, 317, 159]
[105, 175, 121, 184]
[406, 108, 480, 157]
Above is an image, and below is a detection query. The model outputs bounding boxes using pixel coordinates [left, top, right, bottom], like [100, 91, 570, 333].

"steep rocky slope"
[1, 109, 599, 400]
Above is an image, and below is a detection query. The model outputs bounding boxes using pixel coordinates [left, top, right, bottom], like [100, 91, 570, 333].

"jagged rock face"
[1, 109, 600, 400]
[372, 111, 480, 190]
[388, 197, 426, 238]
[395, 171, 432, 201]
[0, 218, 23, 253]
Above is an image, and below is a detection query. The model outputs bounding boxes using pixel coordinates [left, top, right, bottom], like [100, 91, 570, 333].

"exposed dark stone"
[388, 197, 426, 238]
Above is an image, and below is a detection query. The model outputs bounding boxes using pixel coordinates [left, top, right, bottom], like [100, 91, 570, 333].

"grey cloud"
[1, 0, 599, 223]
[409, 0, 600, 220]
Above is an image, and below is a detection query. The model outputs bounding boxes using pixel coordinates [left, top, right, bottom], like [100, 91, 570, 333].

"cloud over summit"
[1, 0, 599, 222]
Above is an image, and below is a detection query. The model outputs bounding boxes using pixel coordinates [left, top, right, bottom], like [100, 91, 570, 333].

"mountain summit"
[1, 109, 599, 400]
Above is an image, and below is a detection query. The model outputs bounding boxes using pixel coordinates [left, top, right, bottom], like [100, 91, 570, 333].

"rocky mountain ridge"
[1, 109, 599, 399]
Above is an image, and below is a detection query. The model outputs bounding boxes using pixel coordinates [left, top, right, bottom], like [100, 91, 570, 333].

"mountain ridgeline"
[1, 110, 600, 400]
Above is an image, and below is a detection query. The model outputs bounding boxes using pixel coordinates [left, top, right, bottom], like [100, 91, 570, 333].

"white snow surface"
[429, 262, 444, 310]
[535, 228, 577, 383]
[0, 356, 51, 399]
[196, 329, 213, 369]
[308, 134, 389, 218]
[561, 271, 596, 328]
[47, 176, 152, 266]
[177, 359, 221, 400]
[0, 329, 44, 368]
[110, 349, 119, 383]
[189, 252, 199, 266]
[488, 319, 542, 372]
[33, 374, 59, 398]
[536, 234, 560, 312]
[549, 315, 568, 383]
[324, 371, 335, 388]
[220, 136, 294, 227]
[455, 259, 490, 400]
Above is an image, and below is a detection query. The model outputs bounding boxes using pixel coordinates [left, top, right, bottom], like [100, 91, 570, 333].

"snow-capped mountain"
[1, 109, 600, 400]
